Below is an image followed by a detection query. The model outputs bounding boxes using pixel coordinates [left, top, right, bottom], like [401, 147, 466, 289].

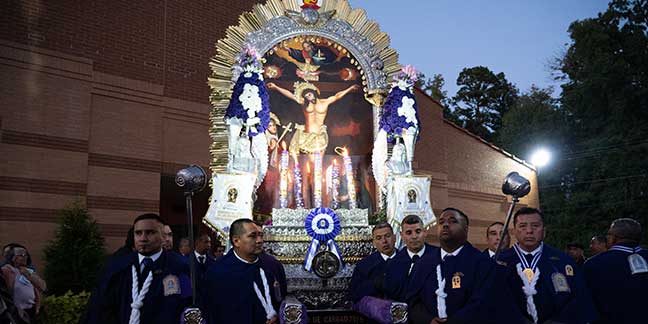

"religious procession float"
[199, 0, 436, 322]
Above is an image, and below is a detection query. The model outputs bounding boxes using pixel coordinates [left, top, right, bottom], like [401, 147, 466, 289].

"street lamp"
[530, 148, 551, 168]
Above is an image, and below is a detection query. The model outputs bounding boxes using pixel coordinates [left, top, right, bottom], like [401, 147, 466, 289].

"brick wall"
[0, 1, 538, 269]
[1, 0, 256, 102]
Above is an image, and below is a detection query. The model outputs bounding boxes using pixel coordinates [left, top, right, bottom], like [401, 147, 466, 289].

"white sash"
[253, 268, 277, 320]
[435, 264, 448, 319]
[129, 265, 153, 324]
[516, 263, 540, 324]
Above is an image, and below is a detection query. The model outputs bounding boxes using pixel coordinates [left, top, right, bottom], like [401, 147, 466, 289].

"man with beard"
[384, 215, 441, 322]
[82, 213, 191, 324]
[266, 81, 359, 154]
[201, 219, 279, 324]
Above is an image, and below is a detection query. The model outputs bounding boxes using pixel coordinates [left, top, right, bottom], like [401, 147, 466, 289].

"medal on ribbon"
[513, 243, 542, 284]
[303, 207, 343, 271]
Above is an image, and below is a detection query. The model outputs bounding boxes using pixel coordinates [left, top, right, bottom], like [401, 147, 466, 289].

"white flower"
[396, 79, 409, 91]
[397, 96, 418, 126]
[239, 83, 262, 115]
[246, 117, 260, 126]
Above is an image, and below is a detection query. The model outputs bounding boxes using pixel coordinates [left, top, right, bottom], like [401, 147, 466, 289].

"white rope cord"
[253, 268, 277, 320]
[435, 264, 448, 319]
[516, 263, 540, 324]
[129, 265, 153, 324]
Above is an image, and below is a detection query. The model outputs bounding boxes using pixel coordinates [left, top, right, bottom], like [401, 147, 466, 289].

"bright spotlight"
[530, 148, 551, 168]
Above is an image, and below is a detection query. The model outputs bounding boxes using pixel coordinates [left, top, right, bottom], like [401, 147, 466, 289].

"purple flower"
[379, 86, 421, 143]
[225, 71, 270, 137]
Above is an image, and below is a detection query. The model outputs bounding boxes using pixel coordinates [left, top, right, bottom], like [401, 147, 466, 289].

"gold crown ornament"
[293, 81, 320, 104]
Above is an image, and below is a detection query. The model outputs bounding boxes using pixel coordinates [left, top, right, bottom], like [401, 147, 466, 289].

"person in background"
[566, 242, 586, 267]
[584, 218, 648, 324]
[589, 235, 607, 257]
[211, 241, 226, 260]
[178, 238, 192, 259]
[484, 221, 510, 258]
[1, 245, 47, 323]
[162, 224, 174, 251]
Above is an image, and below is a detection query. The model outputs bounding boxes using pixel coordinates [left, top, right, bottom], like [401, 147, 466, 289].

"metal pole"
[185, 192, 197, 306]
[494, 196, 518, 262]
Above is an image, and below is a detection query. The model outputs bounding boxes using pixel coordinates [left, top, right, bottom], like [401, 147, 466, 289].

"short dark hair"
[401, 214, 423, 227]
[195, 233, 211, 243]
[610, 218, 642, 244]
[486, 221, 505, 236]
[179, 238, 191, 247]
[372, 222, 393, 235]
[513, 207, 544, 225]
[133, 213, 165, 226]
[441, 207, 470, 226]
[229, 218, 255, 245]
[591, 235, 607, 244]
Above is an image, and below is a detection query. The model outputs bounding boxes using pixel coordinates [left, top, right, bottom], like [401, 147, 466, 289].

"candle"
[292, 154, 304, 208]
[279, 142, 288, 208]
[313, 150, 323, 208]
[331, 159, 340, 209]
[338, 147, 356, 209]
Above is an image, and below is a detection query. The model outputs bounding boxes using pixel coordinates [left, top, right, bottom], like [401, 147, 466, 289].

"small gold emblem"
[452, 272, 462, 289]
[565, 264, 574, 276]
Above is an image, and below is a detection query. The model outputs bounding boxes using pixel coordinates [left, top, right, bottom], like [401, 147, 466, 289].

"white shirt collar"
[138, 249, 162, 264]
[488, 249, 495, 258]
[441, 245, 464, 260]
[380, 251, 397, 261]
[517, 242, 543, 256]
[407, 244, 426, 259]
[233, 250, 258, 264]
[194, 251, 206, 259]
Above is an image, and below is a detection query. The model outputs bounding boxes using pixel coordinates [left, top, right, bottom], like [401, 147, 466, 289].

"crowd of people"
[352, 208, 647, 324]
[2, 208, 645, 324]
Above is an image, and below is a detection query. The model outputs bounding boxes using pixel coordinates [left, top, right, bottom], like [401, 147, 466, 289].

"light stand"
[494, 172, 531, 261]
[175, 165, 207, 323]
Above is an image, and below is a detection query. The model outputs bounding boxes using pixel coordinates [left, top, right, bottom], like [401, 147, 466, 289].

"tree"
[451, 66, 518, 141]
[543, 0, 648, 249]
[44, 201, 106, 295]
[416, 73, 449, 106]
[416, 73, 460, 124]
[496, 85, 565, 159]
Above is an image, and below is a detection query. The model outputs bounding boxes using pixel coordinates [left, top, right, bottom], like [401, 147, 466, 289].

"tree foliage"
[496, 85, 566, 160]
[450, 66, 518, 141]
[496, 0, 648, 250]
[43, 202, 106, 295]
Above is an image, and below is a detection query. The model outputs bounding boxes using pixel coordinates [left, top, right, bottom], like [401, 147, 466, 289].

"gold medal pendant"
[523, 268, 535, 283]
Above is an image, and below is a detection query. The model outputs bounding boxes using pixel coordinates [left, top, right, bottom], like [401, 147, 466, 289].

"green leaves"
[43, 201, 106, 295]
[450, 66, 518, 141]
